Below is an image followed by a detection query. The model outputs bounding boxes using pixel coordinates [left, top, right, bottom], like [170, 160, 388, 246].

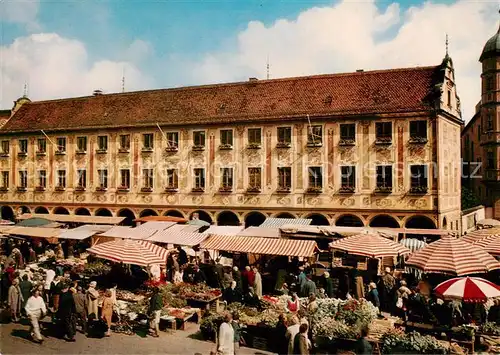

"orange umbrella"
[472, 234, 500, 257]
[329, 233, 410, 258]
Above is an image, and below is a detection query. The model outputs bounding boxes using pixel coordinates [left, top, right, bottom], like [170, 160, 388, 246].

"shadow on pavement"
[10, 328, 31, 340]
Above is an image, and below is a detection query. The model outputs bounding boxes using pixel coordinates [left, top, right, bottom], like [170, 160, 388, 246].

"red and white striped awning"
[201, 235, 317, 257]
[87, 239, 169, 266]
[434, 277, 500, 302]
[472, 234, 500, 257]
[146, 230, 209, 246]
[329, 233, 411, 258]
[406, 236, 500, 276]
[462, 228, 500, 243]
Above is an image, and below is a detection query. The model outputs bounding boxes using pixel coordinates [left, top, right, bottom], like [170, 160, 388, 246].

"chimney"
[93, 89, 103, 96]
[356, 69, 364, 73]
[248, 77, 258, 82]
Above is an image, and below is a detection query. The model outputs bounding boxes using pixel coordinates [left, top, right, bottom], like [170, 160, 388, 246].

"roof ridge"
[23, 65, 439, 105]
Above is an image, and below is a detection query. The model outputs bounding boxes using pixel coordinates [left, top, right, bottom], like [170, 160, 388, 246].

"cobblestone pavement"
[0, 318, 273, 355]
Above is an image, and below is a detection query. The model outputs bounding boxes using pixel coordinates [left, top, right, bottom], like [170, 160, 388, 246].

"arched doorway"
[118, 208, 136, 226]
[306, 213, 330, 226]
[369, 215, 400, 228]
[19, 206, 31, 214]
[53, 207, 70, 215]
[0, 206, 14, 221]
[244, 211, 267, 228]
[164, 210, 184, 218]
[140, 209, 158, 218]
[274, 212, 296, 219]
[190, 210, 212, 224]
[442, 217, 448, 229]
[95, 208, 112, 217]
[217, 211, 240, 226]
[405, 215, 436, 229]
[335, 214, 364, 227]
[34, 206, 49, 214]
[75, 207, 91, 216]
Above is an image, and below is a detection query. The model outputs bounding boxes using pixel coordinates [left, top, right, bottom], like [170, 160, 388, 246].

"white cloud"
[0, 0, 40, 30]
[0, 33, 153, 108]
[190, 0, 498, 120]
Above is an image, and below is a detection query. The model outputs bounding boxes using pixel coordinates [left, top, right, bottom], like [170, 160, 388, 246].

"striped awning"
[237, 226, 280, 238]
[329, 233, 410, 258]
[201, 235, 317, 257]
[406, 236, 500, 276]
[87, 239, 169, 266]
[259, 218, 312, 228]
[462, 228, 500, 243]
[399, 238, 427, 253]
[98, 226, 156, 240]
[146, 230, 209, 246]
[135, 221, 176, 232]
[203, 225, 245, 236]
[473, 234, 500, 257]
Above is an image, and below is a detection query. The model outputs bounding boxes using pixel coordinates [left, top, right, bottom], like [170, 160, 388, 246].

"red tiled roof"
[0, 110, 11, 129]
[1, 66, 443, 133]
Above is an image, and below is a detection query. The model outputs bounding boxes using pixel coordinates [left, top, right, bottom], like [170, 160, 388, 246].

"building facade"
[0, 58, 462, 229]
[462, 25, 500, 218]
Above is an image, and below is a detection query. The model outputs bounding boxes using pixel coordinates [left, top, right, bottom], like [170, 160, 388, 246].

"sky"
[0, 0, 498, 121]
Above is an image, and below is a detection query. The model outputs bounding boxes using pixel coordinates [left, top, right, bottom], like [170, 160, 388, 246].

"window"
[277, 127, 292, 147]
[248, 128, 262, 147]
[77, 169, 86, 189]
[478, 125, 481, 140]
[119, 134, 130, 151]
[486, 77, 493, 91]
[220, 168, 233, 191]
[194, 168, 205, 190]
[409, 121, 427, 143]
[193, 131, 206, 149]
[166, 169, 178, 189]
[487, 151, 495, 169]
[308, 167, 323, 191]
[376, 122, 392, 143]
[142, 169, 154, 190]
[166, 132, 178, 150]
[97, 136, 108, 151]
[376, 165, 392, 191]
[340, 166, 356, 191]
[18, 139, 28, 154]
[447, 90, 451, 106]
[220, 129, 233, 148]
[278, 167, 291, 191]
[487, 113, 494, 131]
[143, 133, 154, 150]
[248, 168, 261, 191]
[19, 170, 28, 189]
[98, 169, 108, 190]
[38, 170, 47, 189]
[307, 126, 323, 146]
[77, 136, 87, 152]
[1, 171, 8, 189]
[56, 170, 66, 189]
[1, 141, 9, 155]
[37, 139, 46, 154]
[56, 137, 66, 153]
[410, 165, 428, 193]
[340, 124, 356, 145]
[119, 169, 130, 189]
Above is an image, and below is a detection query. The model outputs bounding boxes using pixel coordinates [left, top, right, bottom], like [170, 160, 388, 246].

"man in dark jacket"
[177, 246, 188, 267]
[323, 272, 334, 298]
[72, 286, 87, 333]
[223, 281, 242, 304]
[148, 287, 163, 337]
[301, 275, 317, 298]
[192, 265, 207, 284]
[57, 283, 77, 341]
[19, 274, 32, 314]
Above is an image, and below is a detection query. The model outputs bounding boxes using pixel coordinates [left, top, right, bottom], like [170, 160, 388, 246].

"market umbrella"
[399, 238, 427, 253]
[406, 236, 500, 276]
[329, 232, 411, 258]
[477, 219, 500, 228]
[87, 239, 168, 267]
[462, 227, 500, 243]
[434, 277, 500, 303]
[188, 219, 210, 226]
[472, 234, 500, 257]
[17, 217, 54, 227]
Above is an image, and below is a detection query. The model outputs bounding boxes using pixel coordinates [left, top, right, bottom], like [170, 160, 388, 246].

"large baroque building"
[0, 56, 462, 229]
[462, 25, 500, 218]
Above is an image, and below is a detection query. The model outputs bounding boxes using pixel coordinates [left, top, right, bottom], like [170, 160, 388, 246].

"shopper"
[253, 266, 262, 298]
[293, 323, 311, 355]
[58, 283, 77, 341]
[19, 274, 32, 314]
[232, 312, 243, 355]
[25, 287, 47, 343]
[8, 278, 23, 322]
[275, 313, 288, 355]
[86, 281, 99, 317]
[355, 325, 372, 355]
[73, 285, 87, 333]
[286, 315, 300, 355]
[366, 282, 380, 309]
[148, 286, 163, 337]
[218, 312, 234, 355]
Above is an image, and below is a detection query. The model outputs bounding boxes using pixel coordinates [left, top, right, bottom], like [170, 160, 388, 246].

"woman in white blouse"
[25, 287, 47, 343]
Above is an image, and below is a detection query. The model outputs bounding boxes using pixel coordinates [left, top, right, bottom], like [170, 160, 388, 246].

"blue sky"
[0, 0, 498, 119]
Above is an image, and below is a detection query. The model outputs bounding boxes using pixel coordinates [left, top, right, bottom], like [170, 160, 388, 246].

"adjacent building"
[0, 55, 462, 229]
[462, 25, 500, 218]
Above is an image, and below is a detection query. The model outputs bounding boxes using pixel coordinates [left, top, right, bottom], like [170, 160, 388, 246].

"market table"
[185, 295, 222, 313]
[162, 307, 202, 330]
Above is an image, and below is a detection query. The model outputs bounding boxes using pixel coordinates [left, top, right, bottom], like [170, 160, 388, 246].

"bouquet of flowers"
[313, 317, 358, 339]
[335, 299, 378, 327]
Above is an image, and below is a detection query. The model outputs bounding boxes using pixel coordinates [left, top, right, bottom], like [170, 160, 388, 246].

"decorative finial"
[445, 33, 449, 56]
[23, 83, 28, 98]
[122, 67, 125, 93]
[266, 54, 270, 80]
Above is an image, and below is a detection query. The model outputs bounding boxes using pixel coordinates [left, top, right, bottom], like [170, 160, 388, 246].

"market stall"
[462, 227, 500, 243]
[87, 239, 168, 266]
[471, 234, 500, 257]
